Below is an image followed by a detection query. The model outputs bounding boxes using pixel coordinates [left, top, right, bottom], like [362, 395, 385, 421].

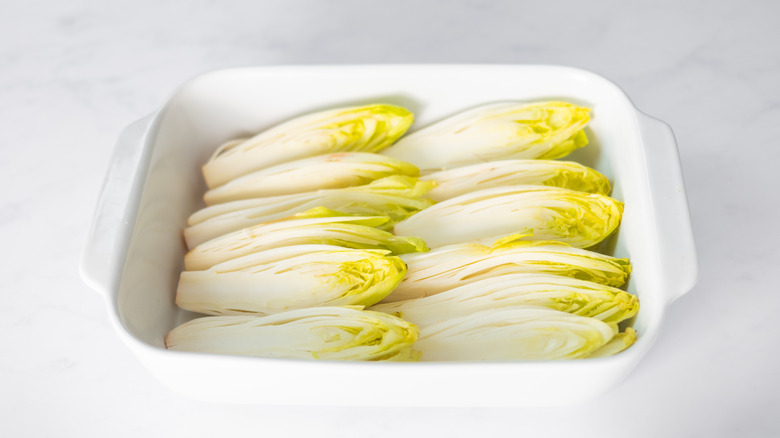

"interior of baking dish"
[116, 66, 665, 356]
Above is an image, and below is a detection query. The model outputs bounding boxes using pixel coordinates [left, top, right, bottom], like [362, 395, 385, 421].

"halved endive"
[588, 327, 637, 358]
[415, 305, 617, 361]
[381, 239, 631, 303]
[422, 159, 610, 201]
[204, 152, 419, 205]
[165, 307, 419, 361]
[185, 176, 435, 248]
[370, 273, 638, 326]
[177, 245, 407, 315]
[382, 101, 590, 173]
[394, 185, 623, 248]
[203, 104, 414, 188]
[185, 208, 427, 271]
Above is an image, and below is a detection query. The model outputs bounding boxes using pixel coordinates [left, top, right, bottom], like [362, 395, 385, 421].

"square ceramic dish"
[80, 65, 697, 406]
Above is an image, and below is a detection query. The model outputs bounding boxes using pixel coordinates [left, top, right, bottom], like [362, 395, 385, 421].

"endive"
[382, 239, 631, 303]
[185, 209, 427, 271]
[588, 327, 636, 357]
[382, 101, 589, 173]
[371, 273, 638, 326]
[422, 159, 610, 201]
[394, 185, 623, 248]
[588, 328, 637, 358]
[185, 176, 435, 248]
[203, 104, 414, 188]
[177, 245, 406, 315]
[165, 307, 419, 361]
[415, 305, 616, 361]
[204, 152, 419, 205]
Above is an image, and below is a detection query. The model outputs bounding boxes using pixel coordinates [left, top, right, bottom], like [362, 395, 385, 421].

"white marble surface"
[2, 0, 779, 436]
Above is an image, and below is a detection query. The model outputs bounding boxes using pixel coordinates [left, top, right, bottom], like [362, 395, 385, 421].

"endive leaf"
[422, 159, 610, 201]
[394, 185, 623, 248]
[382, 101, 589, 173]
[185, 211, 427, 271]
[165, 307, 419, 361]
[382, 239, 631, 303]
[370, 273, 638, 326]
[204, 152, 419, 205]
[203, 104, 414, 188]
[176, 245, 406, 315]
[414, 305, 616, 361]
[587, 327, 637, 358]
[185, 176, 436, 248]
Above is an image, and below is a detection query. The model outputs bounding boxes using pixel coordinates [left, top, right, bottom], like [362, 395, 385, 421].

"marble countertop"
[2, 0, 778, 436]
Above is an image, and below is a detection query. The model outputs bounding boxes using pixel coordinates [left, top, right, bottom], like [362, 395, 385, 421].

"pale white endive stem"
[382, 239, 631, 303]
[422, 159, 610, 201]
[176, 245, 407, 315]
[203, 104, 414, 188]
[382, 101, 589, 173]
[370, 273, 638, 326]
[415, 306, 617, 361]
[204, 152, 419, 205]
[166, 307, 419, 361]
[394, 185, 623, 249]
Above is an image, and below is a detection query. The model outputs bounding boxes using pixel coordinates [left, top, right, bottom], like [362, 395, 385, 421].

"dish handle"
[637, 113, 698, 303]
[80, 115, 155, 299]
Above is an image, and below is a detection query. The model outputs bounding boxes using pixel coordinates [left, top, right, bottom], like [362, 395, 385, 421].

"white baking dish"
[80, 65, 697, 406]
